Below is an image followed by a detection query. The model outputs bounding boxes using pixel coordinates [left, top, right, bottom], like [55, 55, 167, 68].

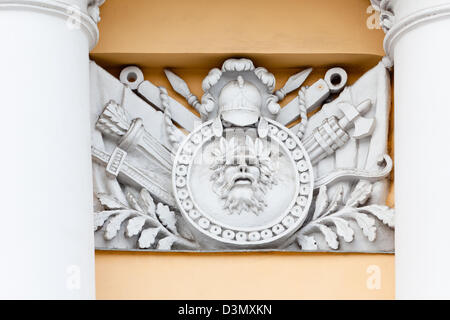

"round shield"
[172, 119, 314, 248]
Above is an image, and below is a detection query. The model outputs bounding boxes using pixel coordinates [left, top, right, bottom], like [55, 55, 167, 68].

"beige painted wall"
[92, 0, 394, 299]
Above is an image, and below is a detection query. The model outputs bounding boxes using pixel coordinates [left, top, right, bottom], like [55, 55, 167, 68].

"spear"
[164, 69, 201, 112]
[274, 68, 313, 101]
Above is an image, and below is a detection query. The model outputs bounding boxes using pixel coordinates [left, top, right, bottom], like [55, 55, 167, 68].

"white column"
[379, 0, 450, 299]
[0, 0, 99, 299]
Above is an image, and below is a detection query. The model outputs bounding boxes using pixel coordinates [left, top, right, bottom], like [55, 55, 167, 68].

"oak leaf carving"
[296, 181, 394, 251]
[138, 227, 160, 249]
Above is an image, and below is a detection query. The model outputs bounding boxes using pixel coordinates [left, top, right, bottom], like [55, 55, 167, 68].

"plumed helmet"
[218, 76, 262, 126]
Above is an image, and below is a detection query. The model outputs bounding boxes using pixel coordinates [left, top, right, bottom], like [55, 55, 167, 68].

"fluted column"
[0, 0, 101, 299]
[373, 0, 450, 299]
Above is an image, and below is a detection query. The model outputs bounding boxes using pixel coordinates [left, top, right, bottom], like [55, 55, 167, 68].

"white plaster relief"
[90, 58, 394, 252]
[87, 0, 105, 23]
[370, 0, 394, 33]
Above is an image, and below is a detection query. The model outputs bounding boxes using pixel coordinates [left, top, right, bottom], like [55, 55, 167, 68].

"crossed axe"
[338, 99, 375, 139]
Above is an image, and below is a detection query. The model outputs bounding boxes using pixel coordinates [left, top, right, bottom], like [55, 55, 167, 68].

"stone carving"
[94, 189, 197, 250]
[88, 0, 105, 23]
[90, 57, 394, 252]
[210, 136, 276, 216]
[172, 118, 313, 248]
[298, 182, 394, 250]
[370, 0, 394, 33]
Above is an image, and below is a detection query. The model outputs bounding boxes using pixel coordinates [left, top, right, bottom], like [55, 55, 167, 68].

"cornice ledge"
[384, 3, 450, 59]
[0, 0, 99, 49]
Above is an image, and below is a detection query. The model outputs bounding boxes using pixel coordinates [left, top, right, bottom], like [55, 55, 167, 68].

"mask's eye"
[245, 157, 259, 167]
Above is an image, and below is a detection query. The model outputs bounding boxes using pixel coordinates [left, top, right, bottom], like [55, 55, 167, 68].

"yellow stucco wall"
[92, 0, 394, 299]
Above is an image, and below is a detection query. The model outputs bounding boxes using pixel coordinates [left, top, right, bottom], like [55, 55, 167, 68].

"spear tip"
[276, 67, 313, 101]
[164, 69, 191, 98]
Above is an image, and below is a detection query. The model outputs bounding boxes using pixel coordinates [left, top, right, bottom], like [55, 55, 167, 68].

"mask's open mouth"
[233, 176, 253, 185]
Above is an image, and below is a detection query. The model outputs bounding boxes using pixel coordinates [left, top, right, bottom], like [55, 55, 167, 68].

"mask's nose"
[239, 165, 248, 173]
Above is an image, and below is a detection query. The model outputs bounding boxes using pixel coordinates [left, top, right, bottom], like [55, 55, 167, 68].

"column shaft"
[0, 1, 96, 299]
[388, 0, 450, 299]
